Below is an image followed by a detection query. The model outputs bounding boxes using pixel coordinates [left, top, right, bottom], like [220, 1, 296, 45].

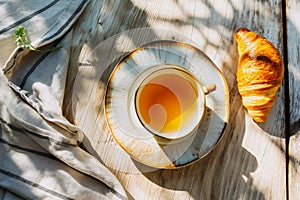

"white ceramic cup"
[133, 65, 215, 140]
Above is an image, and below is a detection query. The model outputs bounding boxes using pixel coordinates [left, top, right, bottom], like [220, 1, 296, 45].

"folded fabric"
[0, 188, 24, 200]
[0, 1, 127, 199]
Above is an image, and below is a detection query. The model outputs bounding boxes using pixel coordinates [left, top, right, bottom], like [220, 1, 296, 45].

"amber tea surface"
[135, 68, 201, 134]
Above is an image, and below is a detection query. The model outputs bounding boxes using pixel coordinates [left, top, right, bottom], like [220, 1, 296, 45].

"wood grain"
[287, 0, 300, 199]
[63, 0, 287, 199]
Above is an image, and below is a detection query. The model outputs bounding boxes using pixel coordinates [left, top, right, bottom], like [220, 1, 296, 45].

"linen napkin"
[0, 0, 127, 199]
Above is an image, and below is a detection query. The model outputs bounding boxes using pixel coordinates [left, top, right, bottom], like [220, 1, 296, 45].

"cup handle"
[203, 84, 216, 95]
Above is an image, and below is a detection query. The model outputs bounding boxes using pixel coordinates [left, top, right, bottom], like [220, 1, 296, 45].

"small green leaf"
[13, 26, 62, 53]
[14, 26, 27, 39]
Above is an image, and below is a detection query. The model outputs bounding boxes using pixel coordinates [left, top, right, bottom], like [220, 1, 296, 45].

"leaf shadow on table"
[124, 0, 284, 198]
[65, 0, 291, 199]
[174, 0, 287, 139]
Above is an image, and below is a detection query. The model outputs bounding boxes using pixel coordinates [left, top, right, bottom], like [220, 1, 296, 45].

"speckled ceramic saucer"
[105, 40, 229, 169]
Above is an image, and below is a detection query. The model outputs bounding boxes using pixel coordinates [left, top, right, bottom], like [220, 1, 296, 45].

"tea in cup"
[134, 66, 214, 140]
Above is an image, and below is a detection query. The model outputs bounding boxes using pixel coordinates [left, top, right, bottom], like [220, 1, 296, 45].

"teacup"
[133, 65, 215, 140]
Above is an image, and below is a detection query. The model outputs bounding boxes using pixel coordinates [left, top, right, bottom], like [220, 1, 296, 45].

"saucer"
[104, 40, 229, 169]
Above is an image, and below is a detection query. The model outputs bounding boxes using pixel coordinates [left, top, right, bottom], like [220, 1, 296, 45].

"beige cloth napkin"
[0, 1, 127, 199]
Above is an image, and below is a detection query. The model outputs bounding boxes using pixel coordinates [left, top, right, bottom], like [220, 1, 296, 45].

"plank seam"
[281, 0, 290, 199]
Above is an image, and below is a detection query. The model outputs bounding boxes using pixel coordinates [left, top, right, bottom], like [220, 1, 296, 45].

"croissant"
[235, 28, 284, 122]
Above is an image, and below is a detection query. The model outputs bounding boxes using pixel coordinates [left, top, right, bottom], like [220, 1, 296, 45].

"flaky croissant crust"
[235, 28, 284, 122]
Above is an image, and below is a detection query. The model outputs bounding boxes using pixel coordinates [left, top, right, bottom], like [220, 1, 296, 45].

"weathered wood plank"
[287, 0, 300, 199]
[64, 0, 287, 199]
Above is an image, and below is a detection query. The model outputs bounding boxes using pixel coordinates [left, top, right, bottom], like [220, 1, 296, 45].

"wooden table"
[62, 0, 300, 199]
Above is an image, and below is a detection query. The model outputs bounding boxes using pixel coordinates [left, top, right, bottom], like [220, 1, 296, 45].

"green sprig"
[13, 26, 62, 52]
